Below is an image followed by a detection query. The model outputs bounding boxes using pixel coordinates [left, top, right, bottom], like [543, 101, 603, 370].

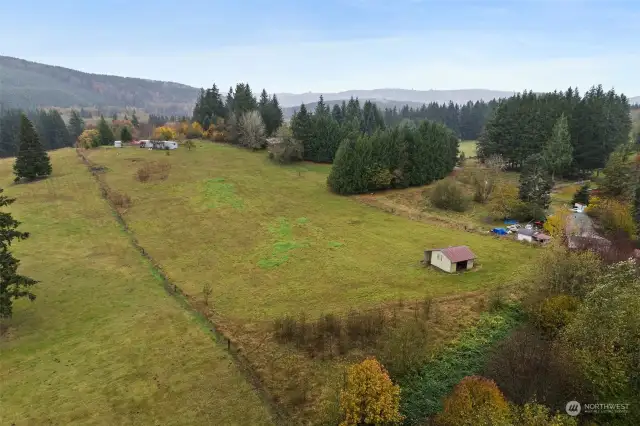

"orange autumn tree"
[339, 358, 403, 426]
[436, 376, 511, 426]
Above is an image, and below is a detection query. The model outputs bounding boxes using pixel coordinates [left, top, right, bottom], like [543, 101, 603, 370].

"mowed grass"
[0, 150, 273, 425]
[85, 142, 540, 324]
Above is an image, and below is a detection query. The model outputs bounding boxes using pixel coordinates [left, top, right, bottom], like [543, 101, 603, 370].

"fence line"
[75, 149, 287, 425]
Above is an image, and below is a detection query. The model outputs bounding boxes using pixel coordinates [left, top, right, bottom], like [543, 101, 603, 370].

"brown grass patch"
[135, 161, 171, 182]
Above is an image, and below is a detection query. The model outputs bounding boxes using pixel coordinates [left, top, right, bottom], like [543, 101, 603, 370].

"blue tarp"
[491, 228, 509, 235]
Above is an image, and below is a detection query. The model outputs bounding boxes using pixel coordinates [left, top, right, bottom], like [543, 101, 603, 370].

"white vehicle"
[113, 140, 122, 148]
[163, 141, 178, 150]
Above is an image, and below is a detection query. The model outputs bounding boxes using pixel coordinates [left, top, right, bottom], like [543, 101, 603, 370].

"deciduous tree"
[338, 358, 403, 426]
[238, 111, 266, 150]
[519, 154, 552, 210]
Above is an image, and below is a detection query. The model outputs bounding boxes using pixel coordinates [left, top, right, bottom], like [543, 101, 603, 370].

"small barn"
[424, 246, 476, 273]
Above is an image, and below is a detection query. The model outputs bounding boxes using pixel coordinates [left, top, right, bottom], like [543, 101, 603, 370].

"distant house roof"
[426, 246, 476, 263]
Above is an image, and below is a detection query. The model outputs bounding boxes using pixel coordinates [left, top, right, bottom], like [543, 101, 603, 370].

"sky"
[1, 0, 639, 96]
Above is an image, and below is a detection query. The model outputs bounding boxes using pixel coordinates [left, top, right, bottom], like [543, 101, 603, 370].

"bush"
[153, 126, 177, 141]
[435, 376, 511, 426]
[429, 177, 469, 212]
[488, 183, 523, 220]
[268, 126, 303, 164]
[374, 320, 431, 378]
[512, 402, 578, 426]
[587, 197, 635, 238]
[483, 325, 589, 410]
[107, 189, 131, 211]
[530, 295, 579, 337]
[536, 245, 602, 298]
[339, 358, 403, 426]
[134, 162, 171, 182]
[76, 129, 101, 148]
[239, 111, 266, 149]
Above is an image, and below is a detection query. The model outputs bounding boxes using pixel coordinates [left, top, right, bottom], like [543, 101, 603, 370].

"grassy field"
[459, 140, 477, 157]
[0, 150, 273, 425]
[86, 142, 539, 322]
[79, 141, 542, 421]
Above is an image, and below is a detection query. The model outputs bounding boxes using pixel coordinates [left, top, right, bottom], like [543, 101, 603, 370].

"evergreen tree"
[327, 134, 371, 194]
[346, 97, 362, 123]
[233, 83, 257, 115]
[315, 95, 329, 116]
[225, 87, 235, 115]
[258, 91, 283, 137]
[601, 147, 632, 199]
[572, 183, 590, 206]
[543, 113, 573, 180]
[131, 111, 139, 128]
[332, 104, 344, 124]
[68, 110, 85, 144]
[202, 115, 211, 132]
[0, 189, 38, 319]
[518, 153, 552, 209]
[48, 110, 71, 149]
[120, 126, 133, 143]
[0, 109, 22, 158]
[97, 116, 115, 146]
[111, 112, 118, 121]
[291, 104, 312, 145]
[13, 115, 52, 182]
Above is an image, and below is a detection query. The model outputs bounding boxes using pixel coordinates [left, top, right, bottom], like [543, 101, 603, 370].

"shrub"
[107, 189, 131, 210]
[239, 111, 266, 149]
[429, 177, 469, 212]
[268, 126, 303, 164]
[339, 358, 403, 426]
[512, 402, 578, 426]
[543, 208, 570, 238]
[77, 129, 101, 148]
[483, 326, 589, 410]
[375, 320, 431, 378]
[587, 197, 635, 238]
[536, 245, 602, 298]
[435, 376, 511, 426]
[530, 295, 579, 337]
[134, 162, 171, 183]
[488, 183, 523, 220]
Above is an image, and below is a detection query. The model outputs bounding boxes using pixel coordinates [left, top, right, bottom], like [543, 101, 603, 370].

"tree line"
[383, 99, 497, 141]
[191, 83, 284, 139]
[0, 108, 79, 158]
[478, 86, 631, 174]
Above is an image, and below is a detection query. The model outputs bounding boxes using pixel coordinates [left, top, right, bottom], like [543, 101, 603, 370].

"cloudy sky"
[1, 0, 639, 95]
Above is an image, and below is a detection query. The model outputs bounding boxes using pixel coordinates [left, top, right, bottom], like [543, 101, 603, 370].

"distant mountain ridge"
[275, 88, 516, 108]
[0, 56, 199, 115]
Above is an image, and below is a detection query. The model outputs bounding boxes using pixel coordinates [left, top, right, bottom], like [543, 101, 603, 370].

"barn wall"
[431, 251, 452, 273]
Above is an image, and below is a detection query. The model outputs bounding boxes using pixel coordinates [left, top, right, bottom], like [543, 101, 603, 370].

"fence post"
[227, 338, 231, 351]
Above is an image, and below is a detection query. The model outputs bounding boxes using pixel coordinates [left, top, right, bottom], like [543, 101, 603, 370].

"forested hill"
[0, 56, 199, 115]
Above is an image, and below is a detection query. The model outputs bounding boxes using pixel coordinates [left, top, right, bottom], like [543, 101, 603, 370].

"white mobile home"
[113, 140, 122, 148]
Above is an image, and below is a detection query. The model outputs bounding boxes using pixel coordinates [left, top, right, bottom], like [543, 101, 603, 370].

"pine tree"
[315, 95, 329, 116]
[543, 113, 573, 180]
[97, 116, 115, 146]
[332, 104, 343, 123]
[49, 110, 71, 149]
[120, 126, 133, 143]
[572, 183, 590, 206]
[601, 147, 632, 199]
[111, 112, 118, 121]
[131, 111, 139, 128]
[68, 110, 85, 144]
[291, 104, 312, 145]
[0, 189, 38, 319]
[519, 153, 552, 209]
[13, 115, 52, 182]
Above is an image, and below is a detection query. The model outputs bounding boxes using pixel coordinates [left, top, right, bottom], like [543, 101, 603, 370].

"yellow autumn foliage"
[544, 208, 570, 238]
[436, 376, 511, 426]
[339, 358, 403, 426]
[153, 126, 177, 141]
[76, 129, 100, 149]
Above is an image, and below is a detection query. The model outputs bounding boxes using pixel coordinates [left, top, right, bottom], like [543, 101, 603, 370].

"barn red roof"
[426, 246, 476, 263]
